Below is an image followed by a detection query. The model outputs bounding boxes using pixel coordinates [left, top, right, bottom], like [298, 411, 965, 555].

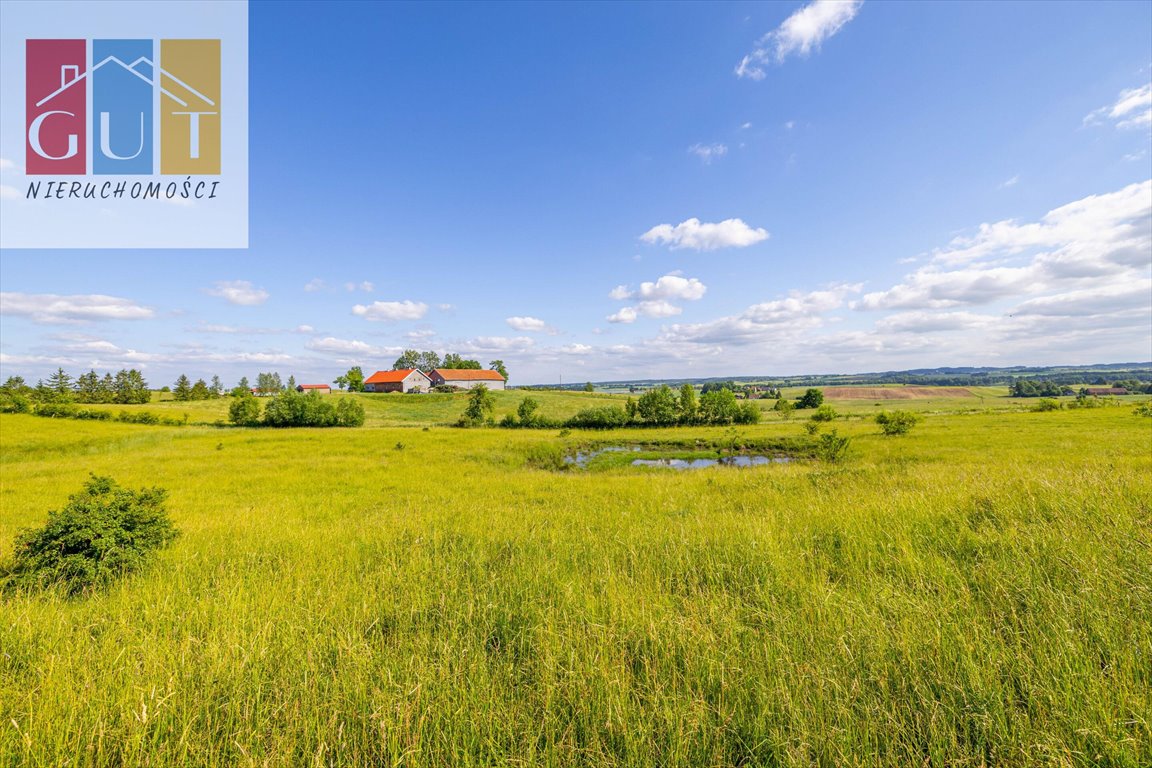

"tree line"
[390, 351, 508, 381]
[2, 368, 150, 410]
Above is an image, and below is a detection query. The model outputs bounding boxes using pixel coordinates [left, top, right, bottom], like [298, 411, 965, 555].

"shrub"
[810, 405, 838, 422]
[0, 391, 31, 413]
[229, 392, 262, 426]
[3, 476, 179, 596]
[815, 431, 851, 462]
[733, 402, 762, 425]
[517, 397, 540, 426]
[461, 384, 496, 426]
[334, 397, 366, 427]
[1134, 401, 1152, 417]
[875, 410, 920, 435]
[1032, 398, 1062, 412]
[773, 398, 795, 419]
[116, 410, 160, 425]
[34, 402, 79, 418]
[565, 406, 630, 430]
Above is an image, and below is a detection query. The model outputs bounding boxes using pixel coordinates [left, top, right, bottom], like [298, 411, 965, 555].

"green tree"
[237, 376, 250, 391]
[517, 397, 540, 426]
[700, 388, 739, 424]
[210, 375, 224, 397]
[393, 350, 421, 370]
[333, 374, 349, 391]
[190, 379, 212, 401]
[796, 388, 824, 409]
[637, 385, 679, 425]
[344, 367, 365, 393]
[2, 376, 29, 393]
[462, 384, 496, 425]
[99, 373, 115, 402]
[490, 360, 509, 381]
[45, 368, 75, 402]
[443, 353, 481, 370]
[75, 371, 101, 403]
[173, 375, 192, 401]
[701, 381, 736, 395]
[678, 384, 698, 424]
[228, 392, 261, 425]
[286, 375, 297, 392]
[625, 397, 638, 421]
[773, 398, 795, 419]
[113, 369, 149, 404]
[583, 382, 594, 393]
[255, 372, 283, 395]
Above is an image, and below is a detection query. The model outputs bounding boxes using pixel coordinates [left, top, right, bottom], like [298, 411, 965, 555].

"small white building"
[363, 369, 432, 393]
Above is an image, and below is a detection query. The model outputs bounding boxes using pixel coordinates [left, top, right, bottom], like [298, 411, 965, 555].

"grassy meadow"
[1, 389, 1150, 766]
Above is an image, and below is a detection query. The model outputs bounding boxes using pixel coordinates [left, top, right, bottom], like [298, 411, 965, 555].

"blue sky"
[1, 0, 1150, 386]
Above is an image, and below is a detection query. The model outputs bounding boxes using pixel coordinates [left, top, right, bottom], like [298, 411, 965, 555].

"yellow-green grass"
[1, 405, 1150, 767]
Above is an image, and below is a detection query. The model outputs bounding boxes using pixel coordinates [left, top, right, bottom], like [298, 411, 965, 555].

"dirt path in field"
[822, 386, 976, 400]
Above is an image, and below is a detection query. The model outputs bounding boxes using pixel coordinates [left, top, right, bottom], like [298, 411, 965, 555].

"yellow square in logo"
[161, 39, 220, 175]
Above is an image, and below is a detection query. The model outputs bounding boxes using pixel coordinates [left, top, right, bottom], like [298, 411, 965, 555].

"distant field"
[822, 385, 976, 400]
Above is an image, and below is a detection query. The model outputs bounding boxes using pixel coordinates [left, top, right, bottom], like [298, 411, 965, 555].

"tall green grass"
[1, 406, 1149, 766]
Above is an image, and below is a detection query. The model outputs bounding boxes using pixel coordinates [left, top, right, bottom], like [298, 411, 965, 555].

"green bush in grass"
[4, 476, 179, 596]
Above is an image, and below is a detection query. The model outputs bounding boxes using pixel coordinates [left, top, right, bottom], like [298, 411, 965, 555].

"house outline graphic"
[35, 54, 215, 110]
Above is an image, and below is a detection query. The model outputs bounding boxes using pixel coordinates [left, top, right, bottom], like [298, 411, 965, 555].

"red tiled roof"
[298, 384, 330, 389]
[364, 369, 426, 384]
[431, 368, 506, 381]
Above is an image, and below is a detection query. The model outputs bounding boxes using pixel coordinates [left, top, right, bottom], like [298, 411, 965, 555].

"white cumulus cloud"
[351, 300, 428, 322]
[506, 316, 556, 333]
[640, 218, 769, 251]
[207, 280, 269, 306]
[0, 292, 155, 323]
[608, 274, 708, 323]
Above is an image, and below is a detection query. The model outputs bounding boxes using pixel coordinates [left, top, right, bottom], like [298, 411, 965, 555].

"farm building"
[297, 384, 331, 395]
[364, 369, 432, 393]
[1084, 387, 1129, 396]
[428, 368, 506, 390]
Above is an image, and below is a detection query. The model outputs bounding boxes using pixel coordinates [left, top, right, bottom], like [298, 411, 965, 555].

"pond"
[564, 446, 792, 470]
[631, 455, 789, 469]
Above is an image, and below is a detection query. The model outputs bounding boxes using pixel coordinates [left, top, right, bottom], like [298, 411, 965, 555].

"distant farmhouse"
[363, 369, 432, 393]
[1084, 387, 1129, 396]
[297, 384, 331, 395]
[429, 369, 506, 391]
